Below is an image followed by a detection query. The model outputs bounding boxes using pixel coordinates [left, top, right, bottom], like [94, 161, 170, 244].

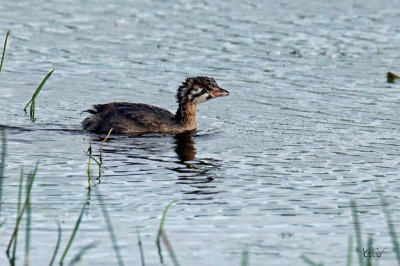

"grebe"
[82, 76, 229, 134]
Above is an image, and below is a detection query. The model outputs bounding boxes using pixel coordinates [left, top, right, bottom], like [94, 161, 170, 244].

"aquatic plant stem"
[100, 128, 113, 165]
[137, 228, 146, 266]
[68, 241, 98, 265]
[23, 69, 54, 120]
[59, 198, 87, 265]
[156, 200, 178, 264]
[241, 249, 249, 266]
[6, 162, 39, 263]
[95, 188, 124, 266]
[346, 235, 353, 266]
[32, 207, 62, 266]
[366, 234, 373, 266]
[300, 254, 324, 266]
[24, 173, 33, 266]
[161, 231, 180, 266]
[350, 200, 363, 266]
[11, 167, 24, 264]
[379, 192, 400, 265]
[0, 130, 6, 221]
[87, 138, 93, 190]
[156, 199, 178, 243]
[0, 30, 10, 73]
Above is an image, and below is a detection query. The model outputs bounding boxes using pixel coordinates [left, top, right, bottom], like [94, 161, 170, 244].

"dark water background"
[1, 0, 400, 265]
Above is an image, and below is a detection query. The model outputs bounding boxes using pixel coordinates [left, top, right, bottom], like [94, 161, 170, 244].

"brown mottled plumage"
[81, 76, 229, 134]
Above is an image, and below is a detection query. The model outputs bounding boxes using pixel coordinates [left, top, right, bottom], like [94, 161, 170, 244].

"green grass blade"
[25, 167, 38, 266]
[156, 200, 178, 243]
[100, 128, 113, 165]
[86, 138, 93, 190]
[11, 167, 24, 264]
[24, 201, 31, 266]
[300, 254, 324, 266]
[366, 234, 373, 266]
[346, 235, 353, 266]
[25, 205, 62, 266]
[379, 192, 400, 265]
[156, 200, 178, 265]
[23, 69, 54, 119]
[45, 210, 62, 266]
[161, 231, 180, 266]
[68, 241, 98, 266]
[95, 188, 124, 266]
[350, 200, 363, 266]
[241, 249, 249, 266]
[0, 30, 10, 73]
[0, 130, 6, 223]
[29, 100, 35, 120]
[137, 228, 146, 266]
[6, 161, 39, 263]
[48, 217, 62, 266]
[59, 198, 87, 265]
[84, 151, 100, 167]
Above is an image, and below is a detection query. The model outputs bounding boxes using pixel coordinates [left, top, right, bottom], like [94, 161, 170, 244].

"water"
[1, 0, 400, 265]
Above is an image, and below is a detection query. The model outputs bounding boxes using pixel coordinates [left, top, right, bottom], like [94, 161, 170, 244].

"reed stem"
[6, 162, 39, 263]
[350, 200, 363, 266]
[156, 200, 178, 243]
[0, 130, 6, 221]
[95, 188, 124, 266]
[23, 69, 54, 120]
[100, 128, 113, 165]
[0, 30, 10, 73]
[59, 198, 87, 265]
[137, 228, 146, 266]
[11, 167, 24, 265]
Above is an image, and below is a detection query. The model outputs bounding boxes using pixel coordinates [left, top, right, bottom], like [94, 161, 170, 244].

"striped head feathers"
[176, 76, 229, 105]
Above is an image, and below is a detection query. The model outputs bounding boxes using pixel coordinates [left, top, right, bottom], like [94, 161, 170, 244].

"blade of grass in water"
[59, 198, 87, 265]
[11, 167, 24, 265]
[86, 138, 93, 190]
[241, 249, 249, 266]
[157, 200, 178, 264]
[49, 217, 62, 266]
[95, 188, 124, 266]
[100, 128, 113, 165]
[0, 130, 6, 223]
[379, 192, 400, 265]
[84, 151, 101, 168]
[137, 228, 146, 266]
[366, 234, 373, 266]
[346, 235, 353, 266]
[350, 200, 363, 266]
[300, 254, 324, 266]
[27, 205, 62, 266]
[68, 241, 98, 266]
[6, 162, 39, 263]
[25, 171, 34, 266]
[0, 30, 10, 73]
[161, 231, 180, 266]
[157, 200, 178, 243]
[23, 69, 54, 120]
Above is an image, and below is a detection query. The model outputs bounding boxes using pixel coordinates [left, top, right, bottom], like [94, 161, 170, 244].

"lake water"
[1, 0, 400, 265]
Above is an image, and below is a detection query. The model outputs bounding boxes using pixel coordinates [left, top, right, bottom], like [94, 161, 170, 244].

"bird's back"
[82, 102, 176, 134]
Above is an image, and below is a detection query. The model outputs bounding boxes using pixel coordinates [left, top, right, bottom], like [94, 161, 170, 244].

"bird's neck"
[175, 102, 197, 131]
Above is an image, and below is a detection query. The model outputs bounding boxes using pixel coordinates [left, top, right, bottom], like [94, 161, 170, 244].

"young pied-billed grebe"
[82, 76, 229, 134]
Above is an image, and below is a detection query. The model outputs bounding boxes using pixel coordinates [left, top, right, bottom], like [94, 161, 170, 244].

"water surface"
[1, 0, 400, 265]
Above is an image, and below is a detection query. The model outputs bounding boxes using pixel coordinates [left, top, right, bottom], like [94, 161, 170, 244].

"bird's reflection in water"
[90, 131, 223, 200]
[174, 133, 196, 164]
[172, 133, 222, 200]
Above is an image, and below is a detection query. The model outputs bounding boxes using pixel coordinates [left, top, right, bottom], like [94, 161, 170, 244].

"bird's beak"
[210, 87, 229, 98]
